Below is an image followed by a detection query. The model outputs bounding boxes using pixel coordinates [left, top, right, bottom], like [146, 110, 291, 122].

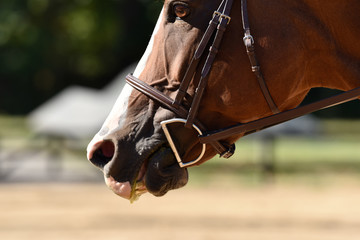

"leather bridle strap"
[173, 0, 227, 106]
[199, 86, 360, 143]
[126, 73, 235, 158]
[183, 0, 234, 128]
[241, 0, 280, 114]
[126, 0, 236, 159]
[126, 74, 188, 118]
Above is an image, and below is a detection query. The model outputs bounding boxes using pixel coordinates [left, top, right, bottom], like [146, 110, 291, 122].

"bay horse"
[87, 0, 360, 202]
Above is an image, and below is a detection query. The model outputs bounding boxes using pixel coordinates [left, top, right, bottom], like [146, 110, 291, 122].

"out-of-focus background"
[1, 1, 360, 239]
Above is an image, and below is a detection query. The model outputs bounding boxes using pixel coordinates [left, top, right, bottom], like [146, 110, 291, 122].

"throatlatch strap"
[199, 86, 360, 143]
[185, 0, 234, 129]
[173, 1, 225, 106]
[241, 0, 279, 114]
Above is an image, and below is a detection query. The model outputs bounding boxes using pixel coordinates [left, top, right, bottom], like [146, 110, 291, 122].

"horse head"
[87, 0, 247, 201]
[87, 0, 360, 201]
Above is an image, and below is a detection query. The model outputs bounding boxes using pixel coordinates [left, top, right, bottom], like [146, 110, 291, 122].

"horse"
[87, 0, 360, 202]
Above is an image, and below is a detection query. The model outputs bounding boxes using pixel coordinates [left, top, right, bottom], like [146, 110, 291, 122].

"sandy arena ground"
[1, 183, 360, 240]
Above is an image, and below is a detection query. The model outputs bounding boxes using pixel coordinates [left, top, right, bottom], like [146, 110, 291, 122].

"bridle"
[126, 0, 360, 168]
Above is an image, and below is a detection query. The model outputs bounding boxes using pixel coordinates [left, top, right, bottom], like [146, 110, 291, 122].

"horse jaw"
[144, 147, 188, 197]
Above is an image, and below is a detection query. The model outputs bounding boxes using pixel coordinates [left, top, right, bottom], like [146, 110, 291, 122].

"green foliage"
[0, 0, 162, 114]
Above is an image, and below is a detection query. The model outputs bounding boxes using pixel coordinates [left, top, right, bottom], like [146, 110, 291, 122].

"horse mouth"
[104, 163, 148, 203]
[104, 147, 154, 202]
[130, 159, 149, 202]
[105, 144, 188, 202]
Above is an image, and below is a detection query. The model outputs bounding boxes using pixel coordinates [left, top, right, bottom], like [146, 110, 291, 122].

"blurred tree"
[0, 0, 162, 114]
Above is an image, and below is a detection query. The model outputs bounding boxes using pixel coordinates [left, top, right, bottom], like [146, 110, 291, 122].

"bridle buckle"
[213, 11, 231, 24]
[243, 34, 254, 47]
[220, 14, 231, 24]
[219, 143, 235, 158]
[213, 11, 221, 18]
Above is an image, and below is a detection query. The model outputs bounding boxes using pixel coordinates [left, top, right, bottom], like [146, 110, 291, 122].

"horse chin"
[144, 146, 188, 197]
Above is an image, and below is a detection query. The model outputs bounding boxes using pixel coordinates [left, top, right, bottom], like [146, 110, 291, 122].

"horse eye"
[173, 4, 190, 19]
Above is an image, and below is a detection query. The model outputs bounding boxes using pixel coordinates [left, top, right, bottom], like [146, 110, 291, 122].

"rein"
[126, 0, 360, 168]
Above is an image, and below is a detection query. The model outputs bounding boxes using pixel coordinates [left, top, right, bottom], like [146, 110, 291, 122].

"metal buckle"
[243, 34, 254, 47]
[220, 14, 231, 24]
[219, 143, 235, 159]
[213, 11, 221, 19]
[161, 118, 206, 168]
[213, 11, 231, 25]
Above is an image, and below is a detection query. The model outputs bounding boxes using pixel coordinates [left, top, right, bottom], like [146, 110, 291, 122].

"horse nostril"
[88, 140, 115, 169]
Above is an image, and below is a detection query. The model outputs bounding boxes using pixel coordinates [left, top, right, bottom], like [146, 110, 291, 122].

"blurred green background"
[0, 0, 162, 114]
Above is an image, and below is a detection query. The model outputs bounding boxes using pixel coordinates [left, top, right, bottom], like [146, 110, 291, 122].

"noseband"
[126, 0, 360, 168]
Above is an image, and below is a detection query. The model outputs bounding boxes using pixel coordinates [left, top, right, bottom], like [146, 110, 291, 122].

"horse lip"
[104, 175, 132, 199]
[100, 139, 171, 202]
[129, 142, 173, 201]
[128, 144, 165, 199]
[104, 166, 148, 202]
[105, 143, 165, 202]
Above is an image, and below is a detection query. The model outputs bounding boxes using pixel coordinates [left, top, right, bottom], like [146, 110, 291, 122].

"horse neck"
[209, 0, 360, 125]
[294, 0, 360, 91]
[247, 0, 360, 111]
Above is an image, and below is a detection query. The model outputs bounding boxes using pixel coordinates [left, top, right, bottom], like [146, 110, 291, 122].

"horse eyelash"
[166, 2, 190, 23]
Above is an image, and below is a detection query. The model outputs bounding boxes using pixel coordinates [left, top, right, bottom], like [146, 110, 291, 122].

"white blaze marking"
[133, 8, 164, 78]
[98, 8, 164, 137]
[87, 9, 165, 202]
[87, 8, 165, 159]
